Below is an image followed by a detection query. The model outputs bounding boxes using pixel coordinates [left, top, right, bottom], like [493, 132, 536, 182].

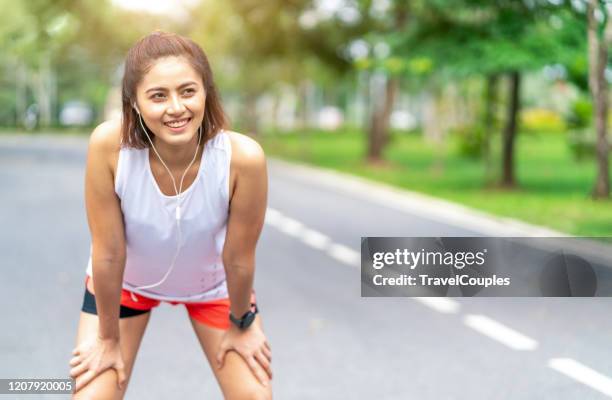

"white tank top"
[86, 130, 231, 302]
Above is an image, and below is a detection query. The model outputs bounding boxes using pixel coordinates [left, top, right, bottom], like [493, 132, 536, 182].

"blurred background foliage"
[1, 0, 611, 233]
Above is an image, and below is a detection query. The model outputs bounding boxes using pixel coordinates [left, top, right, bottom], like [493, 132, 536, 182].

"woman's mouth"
[164, 117, 191, 132]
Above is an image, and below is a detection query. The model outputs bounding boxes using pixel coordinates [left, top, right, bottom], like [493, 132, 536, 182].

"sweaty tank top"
[85, 130, 231, 302]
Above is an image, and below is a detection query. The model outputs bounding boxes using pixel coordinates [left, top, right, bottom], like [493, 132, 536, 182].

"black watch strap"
[229, 303, 259, 330]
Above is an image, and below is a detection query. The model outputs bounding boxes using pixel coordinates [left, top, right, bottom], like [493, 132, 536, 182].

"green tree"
[0, 0, 174, 127]
[393, 0, 586, 187]
[587, 0, 611, 199]
[200, 0, 315, 134]
[0, 0, 78, 127]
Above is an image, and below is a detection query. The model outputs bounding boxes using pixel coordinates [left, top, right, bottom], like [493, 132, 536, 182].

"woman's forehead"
[140, 56, 203, 89]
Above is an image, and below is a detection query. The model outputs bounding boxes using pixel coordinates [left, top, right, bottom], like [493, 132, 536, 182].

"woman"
[68, 31, 272, 399]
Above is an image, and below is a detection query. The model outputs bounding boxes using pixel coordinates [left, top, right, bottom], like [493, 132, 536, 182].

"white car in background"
[59, 100, 93, 126]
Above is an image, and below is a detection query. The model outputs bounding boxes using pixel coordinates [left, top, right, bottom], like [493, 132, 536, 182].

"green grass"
[260, 129, 612, 237]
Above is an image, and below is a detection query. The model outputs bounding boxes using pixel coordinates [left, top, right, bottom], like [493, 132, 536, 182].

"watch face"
[242, 312, 256, 329]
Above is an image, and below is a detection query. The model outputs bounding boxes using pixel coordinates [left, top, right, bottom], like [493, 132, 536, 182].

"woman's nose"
[167, 94, 186, 114]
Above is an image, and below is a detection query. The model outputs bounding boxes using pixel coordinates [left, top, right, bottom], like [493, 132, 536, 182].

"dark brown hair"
[121, 31, 228, 148]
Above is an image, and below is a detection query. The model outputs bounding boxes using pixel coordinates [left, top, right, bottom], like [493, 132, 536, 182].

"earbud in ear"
[133, 103, 140, 115]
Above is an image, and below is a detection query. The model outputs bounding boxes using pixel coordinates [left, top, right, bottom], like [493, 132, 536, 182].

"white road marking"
[277, 218, 304, 237]
[264, 208, 284, 226]
[267, 209, 462, 314]
[464, 314, 538, 351]
[300, 228, 331, 250]
[327, 243, 360, 267]
[266, 207, 359, 268]
[412, 297, 460, 314]
[549, 358, 612, 398]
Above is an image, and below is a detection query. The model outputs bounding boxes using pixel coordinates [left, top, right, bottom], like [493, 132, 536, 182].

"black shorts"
[81, 285, 150, 318]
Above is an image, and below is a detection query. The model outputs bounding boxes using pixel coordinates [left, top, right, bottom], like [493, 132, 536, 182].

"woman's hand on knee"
[69, 336, 127, 393]
[215, 320, 272, 386]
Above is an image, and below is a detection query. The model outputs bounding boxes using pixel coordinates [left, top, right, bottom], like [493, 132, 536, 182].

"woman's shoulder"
[224, 130, 266, 169]
[89, 119, 123, 152]
[88, 119, 123, 173]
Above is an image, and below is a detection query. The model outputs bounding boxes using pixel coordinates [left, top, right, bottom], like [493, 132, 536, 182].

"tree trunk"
[367, 76, 398, 161]
[38, 55, 53, 128]
[366, 3, 407, 163]
[423, 88, 442, 142]
[297, 80, 309, 129]
[484, 74, 499, 181]
[501, 71, 521, 188]
[588, 0, 610, 198]
[243, 92, 259, 136]
[16, 62, 27, 128]
[271, 92, 280, 131]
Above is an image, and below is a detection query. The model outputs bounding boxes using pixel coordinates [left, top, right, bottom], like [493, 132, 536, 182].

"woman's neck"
[150, 134, 203, 171]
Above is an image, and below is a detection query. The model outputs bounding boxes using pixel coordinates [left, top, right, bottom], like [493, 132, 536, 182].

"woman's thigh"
[189, 315, 272, 400]
[72, 311, 151, 400]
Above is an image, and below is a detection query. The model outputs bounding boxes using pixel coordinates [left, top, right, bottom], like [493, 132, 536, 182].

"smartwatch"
[229, 303, 259, 330]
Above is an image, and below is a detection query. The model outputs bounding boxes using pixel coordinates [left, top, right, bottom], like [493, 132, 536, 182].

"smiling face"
[134, 56, 206, 147]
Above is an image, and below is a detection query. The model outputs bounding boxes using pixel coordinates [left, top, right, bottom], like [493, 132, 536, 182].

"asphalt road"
[1, 134, 611, 399]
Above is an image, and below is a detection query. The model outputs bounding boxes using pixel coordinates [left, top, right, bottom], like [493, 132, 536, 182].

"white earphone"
[129, 102, 202, 298]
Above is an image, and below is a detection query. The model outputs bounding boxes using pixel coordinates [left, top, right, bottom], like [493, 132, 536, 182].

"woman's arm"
[84, 120, 126, 340]
[70, 121, 128, 392]
[222, 132, 268, 318]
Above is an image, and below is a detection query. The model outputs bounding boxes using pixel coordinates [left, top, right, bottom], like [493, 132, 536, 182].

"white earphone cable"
[129, 112, 202, 300]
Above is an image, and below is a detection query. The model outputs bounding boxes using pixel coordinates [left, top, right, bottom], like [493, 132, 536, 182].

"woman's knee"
[216, 351, 272, 400]
[71, 311, 149, 399]
[72, 368, 124, 400]
[224, 385, 272, 400]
